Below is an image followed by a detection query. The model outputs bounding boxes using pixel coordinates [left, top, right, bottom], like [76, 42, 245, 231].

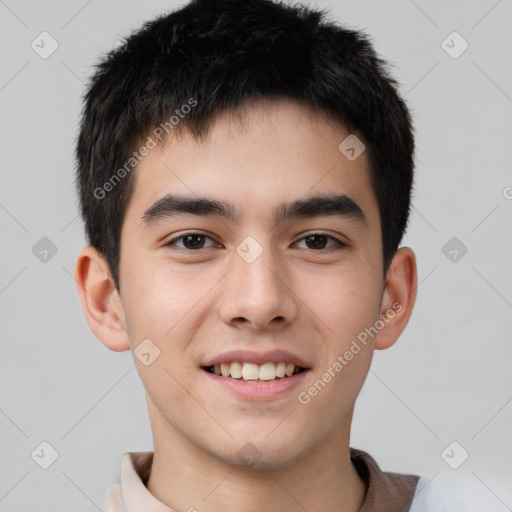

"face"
[117, 98, 386, 469]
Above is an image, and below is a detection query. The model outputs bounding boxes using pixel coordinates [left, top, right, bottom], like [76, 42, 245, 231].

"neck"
[145, 403, 366, 512]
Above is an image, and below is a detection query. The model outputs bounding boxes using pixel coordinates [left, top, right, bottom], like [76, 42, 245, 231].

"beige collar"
[105, 448, 419, 512]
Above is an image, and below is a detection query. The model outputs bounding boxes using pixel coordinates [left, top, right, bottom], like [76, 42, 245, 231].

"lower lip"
[201, 368, 309, 400]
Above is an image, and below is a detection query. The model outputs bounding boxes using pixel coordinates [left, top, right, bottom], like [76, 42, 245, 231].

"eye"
[164, 232, 347, 251]
[165, 233, 218, 250]
[294, 233, 347, 250]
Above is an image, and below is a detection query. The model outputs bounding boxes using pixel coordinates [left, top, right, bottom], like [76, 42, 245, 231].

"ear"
[374, 246, 417, 350]
[74, 245, 130, 352]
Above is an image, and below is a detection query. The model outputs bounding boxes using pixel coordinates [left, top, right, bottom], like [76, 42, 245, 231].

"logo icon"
[441, 31, 469, 59]
[236, 236, 263, 264]
[441, 441, 469, 469]
[442, 236, 468, 263]
[134, 338, 161, 366]
[338, 134, 365, 161]
[31, 32, 59, 59]
[32, 237, 58, 263]
[236, 442, 263, 466]
[31, 441, 59, 469]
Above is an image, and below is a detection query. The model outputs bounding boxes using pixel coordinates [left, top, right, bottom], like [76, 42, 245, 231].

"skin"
[75, 97, 417, 512]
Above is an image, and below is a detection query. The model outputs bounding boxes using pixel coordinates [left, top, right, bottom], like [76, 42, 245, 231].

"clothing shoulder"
[409, 474, 504, 512]
[104, 483, 124, 512]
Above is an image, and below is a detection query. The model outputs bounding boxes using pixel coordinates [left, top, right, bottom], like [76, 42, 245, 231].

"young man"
[73, 0, 483, 510]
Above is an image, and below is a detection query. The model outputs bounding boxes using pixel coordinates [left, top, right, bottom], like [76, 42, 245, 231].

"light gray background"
[1, 0, 511, 510]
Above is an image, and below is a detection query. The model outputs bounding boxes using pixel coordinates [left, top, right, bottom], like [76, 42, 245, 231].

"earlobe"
[374, 246, 417, 350]
[74, 245, 131, 352]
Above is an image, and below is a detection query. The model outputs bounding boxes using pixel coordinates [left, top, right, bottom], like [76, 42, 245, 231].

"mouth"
[201, 361, 309, 382]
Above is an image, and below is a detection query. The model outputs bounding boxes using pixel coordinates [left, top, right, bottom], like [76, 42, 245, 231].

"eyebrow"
[140, 193, 367, 227]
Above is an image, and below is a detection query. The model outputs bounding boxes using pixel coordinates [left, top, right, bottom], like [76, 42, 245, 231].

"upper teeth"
[212, 362, 298, 380]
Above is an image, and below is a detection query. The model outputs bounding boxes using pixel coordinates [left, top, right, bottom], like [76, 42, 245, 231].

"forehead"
[123, 98, 379, 231]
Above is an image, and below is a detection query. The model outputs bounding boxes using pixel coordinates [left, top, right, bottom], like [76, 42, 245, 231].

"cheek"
[300, 262, 381, 346]
[309, 266, 380, 409]
[122, 265, 204, 409]
[123, 262, 203, 341]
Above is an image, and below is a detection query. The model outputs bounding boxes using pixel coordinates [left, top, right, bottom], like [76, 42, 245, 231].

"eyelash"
[164, 232, 347, 251]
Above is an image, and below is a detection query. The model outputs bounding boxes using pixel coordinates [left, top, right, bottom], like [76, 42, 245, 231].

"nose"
[218, 239, 299, 331]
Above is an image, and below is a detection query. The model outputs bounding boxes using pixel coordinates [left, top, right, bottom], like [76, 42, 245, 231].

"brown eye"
[305, 234, 328, 249]
[181, 234, 206, 249]
[166, 233, 216, 250]
[295, 233, 346, 250]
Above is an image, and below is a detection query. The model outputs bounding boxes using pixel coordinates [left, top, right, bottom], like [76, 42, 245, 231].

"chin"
[211, 432, 311, 471]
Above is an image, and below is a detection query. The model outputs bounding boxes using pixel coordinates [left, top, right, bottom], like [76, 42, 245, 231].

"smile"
[203, 361, 307, 382]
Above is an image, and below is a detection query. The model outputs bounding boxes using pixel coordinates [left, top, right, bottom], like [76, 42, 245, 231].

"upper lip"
[202, 349, 311, 369]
